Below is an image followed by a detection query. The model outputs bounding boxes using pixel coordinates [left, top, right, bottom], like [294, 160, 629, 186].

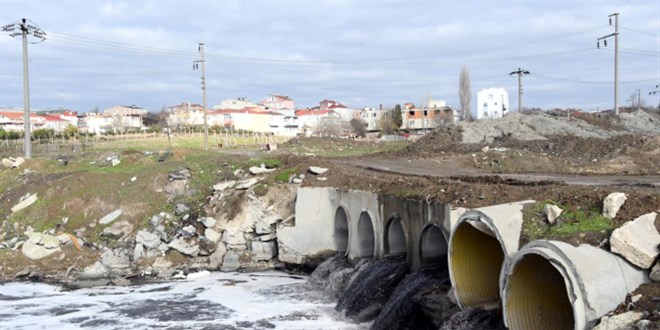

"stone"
[255, 221, 273, 235]
[133, 243, 146, 260]
[543, 204, 563, 225]
[636, 320, 652, 330]
[259, 233, 277, 241]
[317, 177, 327, 181]
[236, 177, 261, 190]
[150, 214, 163, 226]
[158, 243, 169, 252]
[249, 166, 276, 175]
[252, 240, 277, 261]
[186, 270, 211, 280]
[175, 203, 190, 215]
[223, 231, 247, 246]
[21, 233, 61, 260]
[308, 166, 329, 175]
[111, 158, 121, 166]
[200, 217, 217, 228]
[603, 192, 627, 219]
[165, 180, 187, 201]
[292, 178, 303, 184]
[102, 220, 133, 239]
[130, 176, 137, 182]
[213, 180, 236, 191]
[78, 261, 110, 280]
[168, 238, 200, 256]
[650, 262, 660, 282]
[481, 146, 490, 153]
[11, 193, 38, 212]
[136, 230, 161, 249]
[594, 311, 643, 330]
[182, 225, 197, 237]
[1, 158, 13, 167]
[610, 212, 659, 269]
[100, 249, 130, 269]
[99, 209, 122, 225]
[205, 228, 221, 243]
[220, 250, 240, 272]
[12, 157, 25, 168]
[209, 242, 227, 270]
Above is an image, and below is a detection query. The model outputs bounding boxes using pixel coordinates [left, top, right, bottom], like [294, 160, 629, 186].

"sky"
[0, 0, 659, 113]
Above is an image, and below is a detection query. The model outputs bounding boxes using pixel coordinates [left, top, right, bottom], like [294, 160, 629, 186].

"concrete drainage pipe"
[503, 240, 649, 330]
[448, 202, 529, 309]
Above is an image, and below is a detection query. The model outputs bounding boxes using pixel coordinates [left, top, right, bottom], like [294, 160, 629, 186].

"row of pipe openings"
[332, 205, 648, 330]
[333, 207, 446, 266]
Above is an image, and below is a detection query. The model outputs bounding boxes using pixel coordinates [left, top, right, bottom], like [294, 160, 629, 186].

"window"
[224, 114, 231, 120]
[372, 113, 377, 117]
[483, 102, 488, 107]
[423, 110, 428, 116]
[488, 94, 493, 100]
[494, 102, 498, 106]
[409, 120, 415, 126]
[409, 111, 415, 116]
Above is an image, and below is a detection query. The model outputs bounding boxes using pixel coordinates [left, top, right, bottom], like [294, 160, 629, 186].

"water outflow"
[335, 255, 408, 322]
[370, 262, 454, 330]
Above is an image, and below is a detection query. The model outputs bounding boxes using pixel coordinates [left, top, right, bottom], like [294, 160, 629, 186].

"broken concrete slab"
[200, 217, 217, 228]
[602, 192, 627, 219]
[220, 250, 240, 272]
[100, 249, 130, 269]
[610, 212, 659, 269]
[252, 240, 277, 261]
[11, 193, 37, 213]
[593, 311, 643, 330]
[102, 220, 133, 239]
[308, 166, 329, 175]
[78, 261, 110, 280]
[213, 180, 236, 191]
[204, 228, 221, 243]
[21, 233, 61, 260]
[136, 230, 161, 249]
[99, 209, 122, 225]
[236, 177, 261, 190]
[209, 242, 227, 270]
[12, 157, 25, 168]
[543, 204, 563, 225]
[168, 238, 200, 256]
[249, 166, 276, 175]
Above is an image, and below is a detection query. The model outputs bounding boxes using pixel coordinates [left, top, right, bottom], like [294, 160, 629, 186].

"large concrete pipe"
[448, 201, 532, 309]
[385, 217, 406, 256]
[502, 240, 649, 330]
[419, 223, 448, 266]
[357, 211, 376, 257]
[334, 206, 349, 253]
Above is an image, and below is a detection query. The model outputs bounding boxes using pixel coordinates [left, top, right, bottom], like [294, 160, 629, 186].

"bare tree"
[459, 66, 472, 121]
[349, 118, 367, 137]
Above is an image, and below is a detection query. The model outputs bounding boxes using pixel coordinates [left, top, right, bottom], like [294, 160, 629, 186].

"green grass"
[523, 200, 613, 241]
[274, 167, 298, 182]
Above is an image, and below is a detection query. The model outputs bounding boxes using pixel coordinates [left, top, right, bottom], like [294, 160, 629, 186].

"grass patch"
[274, 167, 298, 183]
[523, 200, 613, 242]
[253, 182, 269, 197]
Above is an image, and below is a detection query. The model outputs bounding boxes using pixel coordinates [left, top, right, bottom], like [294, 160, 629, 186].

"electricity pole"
[194, 43, 208, 150]
[597, 13, 619, 115]
[2, 19, 46, 159]
[509, 68, 530, 113]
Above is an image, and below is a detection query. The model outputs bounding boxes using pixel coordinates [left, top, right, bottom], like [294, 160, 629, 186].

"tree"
[64, 124, 78, 138]
[378, 113, 398, 135]
[459, 66, 472, 121]
[349, 118, 367, 137]
[392, 104, 402, 130]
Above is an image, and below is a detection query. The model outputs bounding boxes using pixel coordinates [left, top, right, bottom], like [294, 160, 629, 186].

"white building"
[269, 114, 301, 136]
[360, 107, 388, 131]
[476, 88, 509, 120]
[214, 98, 257, 110]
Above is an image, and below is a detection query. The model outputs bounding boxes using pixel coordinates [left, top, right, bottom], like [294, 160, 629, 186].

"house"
[0, 110, 52, 132]
[269, 114, 301, 136]
[166, 102, 205, 127]
[476, 88, 509, 120]
[36, 109, 79, 127]
[294, 108, 340, 135]
[360, 107, 388, 132]
[259, 94, 295, 114]
[39, 114, 71, 132]
[214, 97, 257, 110]
[208, 107, 274, 133]
[78, 112, 115, 134]
[101, 105, 147, 131]
[402, 101, 457, 133]
[318, 99, 356, 122]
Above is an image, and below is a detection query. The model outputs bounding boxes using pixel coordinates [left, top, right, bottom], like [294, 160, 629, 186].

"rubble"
[603, 192, 627, 219]
[610, 212, 659, 269]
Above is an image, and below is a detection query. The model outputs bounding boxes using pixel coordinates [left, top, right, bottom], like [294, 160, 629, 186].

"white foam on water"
[0, 271, 370, 330]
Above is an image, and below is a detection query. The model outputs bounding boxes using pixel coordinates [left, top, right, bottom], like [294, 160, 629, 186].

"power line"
[620, 26, 660, 37]
[532, 73, 657, 84]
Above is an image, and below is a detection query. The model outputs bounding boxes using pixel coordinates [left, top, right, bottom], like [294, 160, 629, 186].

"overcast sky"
[1, 0, 658, 113]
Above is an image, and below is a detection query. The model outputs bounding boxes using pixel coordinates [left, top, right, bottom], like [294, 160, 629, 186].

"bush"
[32, 128, 55, 139]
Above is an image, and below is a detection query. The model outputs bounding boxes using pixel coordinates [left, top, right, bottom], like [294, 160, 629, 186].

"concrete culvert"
[334, 207, 349, 253]
[385, 217, 406, 256]
[448, 205, 529, 310]
[357, 212, 375, 257]
[503, 240, 649, 330]
[419, 223, 447, 266]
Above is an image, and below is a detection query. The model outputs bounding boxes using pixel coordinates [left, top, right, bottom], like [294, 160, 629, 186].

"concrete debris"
[136, 230, 161, 249]
[236, 177, 261, 190]
[175, 203, 190, 215]
[252, 240, 277, 261]
[543, 204, 563, 225]
[101, 220, 134, 239]
[11, 193, 38, 213]
[99, 209, 123, 225]
[152, 257, 172, 270]
[186, 270, 211, 280]
[21, 233, 61, 260]
[111, 158, 121, 167]
[133, 243, 146, 260]
[130, 176, 137, 182]
[249, 166, 276, 175]
[168, 238, 200, 256]
[481, 146, 490, 153]
[78, 261, 110, 280]
[259, 233, 277, 241]
[1, 158, 14, 167]
[233, 168, 245, 178]
[292, 178, 303, 184]
[610, 212, 660, 269]
[603, 192, 627, 219]
[593, 311, 644, 330]
[200, 217, 217, 228]
[220, 250, 241, 272]
[164, 180, 188, 201]
[223, 231, 247, 246]
[209, 242, 227, 270]
[100, 249, 130, 269]
[650, 262, 660, 282]
[181, 225, 197, 237]
[12, 157, 25, 168]
[308, 166, 329, 175]
[204, 228, 221, 243]
[317, 177, 328, 181]
[213, 180, 236, 191]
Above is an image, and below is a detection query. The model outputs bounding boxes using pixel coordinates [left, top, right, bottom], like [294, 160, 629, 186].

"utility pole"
[194, 43, 208, 150]
[509, 68, 530, 113]
[636, 89, 641, 109]
[597, 13, 620, 115]
[2, 19, 46, 159]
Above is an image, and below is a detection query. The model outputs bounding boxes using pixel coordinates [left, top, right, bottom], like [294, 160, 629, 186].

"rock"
[200, 217, 217, 228]
[603, 192, 627, 219]
[181, 225, 197, 237]
[168, 238, 200, 256]
[164, 180, 187, 201]
[133, 243, 146, 261]
[205, 228, 221, 243]
[186, 270, 211, 280]
[209, 242, 227, 270]
[152, 257, 172, 269]
[78, 261, 110, 280]
[1, 158, 13, 167]
[630, 294, 642, 304]
[175, 203, 190, 215]
[233, 168, 244, 177]
[252, 240, 277, 261]
[481, 146, 490, 153]
[100, 249, 130, 269]
[610, 212, 659, 269]
[11, 193, 38, 212]
[543, 204, 563, 225]
[136, 230, 161, 249]
[220, 250, 241, 272]
[169, 168, 191, 180]
[259, 233, 277, 241]
[636, 320, 652, 330]
[317, 177, 327, 181]
[12, 157, 25, 168]
[130, 176, 137, 182]
[158, 243, 169, 252]
[292, 178, 303, 184]
[150, 214, 163, 226]
[223, 231, 247, 246]
[594, 311, 643, 330]
[308, 166, 329, 175]
[650, 262, 660, 282]
[255, 221, 273, 235]
[213, 180, 236, 191]
[99, 209, 122, 225]
[111, 158, 121, 166]
[173, 271, 187, 279]
[249, 166, 276, 175]
[236, 177, 261, 190]
[102, 220, 134, 239]
[21, 233, 61, 260]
